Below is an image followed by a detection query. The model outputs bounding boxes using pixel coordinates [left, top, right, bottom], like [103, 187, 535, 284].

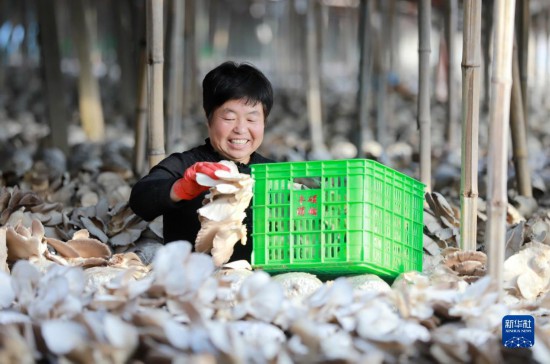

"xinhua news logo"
[502, 315, 535, 348]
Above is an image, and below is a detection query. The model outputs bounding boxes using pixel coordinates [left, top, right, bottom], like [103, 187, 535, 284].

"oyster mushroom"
[194, 161, 254, 266]
[503, 242, 550, 300]
[43, 229, 112, 268]
[5, 219, 47, 263]
[41, 319, 91, 363]
[443, 250, 487, 283]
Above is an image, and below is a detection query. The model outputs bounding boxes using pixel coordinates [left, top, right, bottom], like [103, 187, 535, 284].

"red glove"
[172, 162, 230, 200]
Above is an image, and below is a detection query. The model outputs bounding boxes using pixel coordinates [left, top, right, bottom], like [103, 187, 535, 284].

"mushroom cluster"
[195, 160, 254, 266]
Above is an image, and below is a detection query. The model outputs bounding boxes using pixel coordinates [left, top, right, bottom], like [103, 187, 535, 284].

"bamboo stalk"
[306, 0, 326, 155]
[482, 0, 494, 111]
[386, 0, 397, 134]
[459, 0, 481, 252]
[146, 0, 165, 167]
[510, 41, 532, 197]
[37, 0, 68, 153]
[133, 45, 148, 177]
[70, 0, 105, 142]
[418, 0, 432, 192]
[444, 0, 459, 150]
[486, 0, 516, 299]
[535, 14, 547, 109]
[517, 0, 529, 124]
[375, 0, 390, 147]
[166, 0, 185, 155]
[355, 0, 373, 156]
[547, 8, 550, 109]
[115, 0, 136, 120]
[183, 0, 198, 114]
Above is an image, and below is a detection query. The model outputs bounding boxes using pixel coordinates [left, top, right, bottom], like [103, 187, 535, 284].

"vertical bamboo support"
[355, 0, 372, 156]
[459, 0, 481, 252]
[375, 0, 390, 147]
[547, 8, 550, 109]
[386, 0, 397, 132]
[306, 0, 326, 154]
[418, 0, 432, 191]
[482, 1, 493, 111]
[212, 0, 230, 58]
[133, 6, 147, 177]
[70, 0, 105, 142]
[184, 0, 198, 114]
[510, 42, 532, 197]
[146, 0, 165, 167]
[133, 47, 148, 177]
[517, 0, 529, 123]
[486, 0, 516, 299]
[166, 0, 185, 154]
[115, 0, 137, 119]
[444, 0, 458, 149]
[535, 14, 547, 108]
[37, 0, 68, 153]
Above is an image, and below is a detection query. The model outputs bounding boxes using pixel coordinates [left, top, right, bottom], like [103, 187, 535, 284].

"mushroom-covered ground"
[2, 78, 550, 362]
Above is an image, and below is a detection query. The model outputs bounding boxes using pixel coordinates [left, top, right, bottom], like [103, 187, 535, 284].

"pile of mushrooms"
[2, 201, 550, 363]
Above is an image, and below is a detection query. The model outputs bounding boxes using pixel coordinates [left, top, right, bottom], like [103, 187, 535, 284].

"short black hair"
[202, 61, 273, 122]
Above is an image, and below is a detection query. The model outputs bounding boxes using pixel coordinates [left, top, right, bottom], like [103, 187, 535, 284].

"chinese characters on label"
[296, 194, 319, 216]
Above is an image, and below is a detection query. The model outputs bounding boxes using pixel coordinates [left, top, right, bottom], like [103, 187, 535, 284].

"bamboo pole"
[418, 0, 432, 192]
[386, 0, 397, 133]
[146, 0, 165, 167]
[486, 0, 516, 299]
[306, 0, 326, 155]
[132, 5, 147, 177]
[183, 0, 197, 114]
[535, 14, 546, 109]
[375, 0, 390, 147]
[459, 0, 481, 252]
[133, 44, 148, 177]
[70, 0, 105, 142]
[482, 0, 494, 112]
[355, 0, 373, 156]
[547, 8, 550, 109]
[166, 0, 185, 155]
[37, 0, 68, 153]
[115, 0, 137, 120]
[444, 0, 459, 150]
[517, 0, 529, 124]
[510, 42, 532, 197]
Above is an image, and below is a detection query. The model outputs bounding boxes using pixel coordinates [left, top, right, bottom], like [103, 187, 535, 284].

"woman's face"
[208, 98, 265, 164]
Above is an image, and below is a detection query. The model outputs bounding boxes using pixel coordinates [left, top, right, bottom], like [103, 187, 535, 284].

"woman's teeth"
[230, 139, 247, 145]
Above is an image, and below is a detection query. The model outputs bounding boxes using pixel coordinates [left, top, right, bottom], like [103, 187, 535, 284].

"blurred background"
[0, 0, 549, 185]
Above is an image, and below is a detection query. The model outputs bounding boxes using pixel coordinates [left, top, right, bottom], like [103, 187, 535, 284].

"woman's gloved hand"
[172, 162, 230, 200]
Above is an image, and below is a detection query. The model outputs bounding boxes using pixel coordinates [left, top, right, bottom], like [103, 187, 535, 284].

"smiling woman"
[208, 99, 265, 164]
[129, 61, 275, 263]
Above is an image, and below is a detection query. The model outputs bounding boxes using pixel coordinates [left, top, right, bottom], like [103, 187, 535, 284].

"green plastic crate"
[251, 159, 425, 280]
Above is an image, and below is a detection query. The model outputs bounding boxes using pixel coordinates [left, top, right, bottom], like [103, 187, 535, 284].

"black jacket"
[129, 138, 274, 262]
